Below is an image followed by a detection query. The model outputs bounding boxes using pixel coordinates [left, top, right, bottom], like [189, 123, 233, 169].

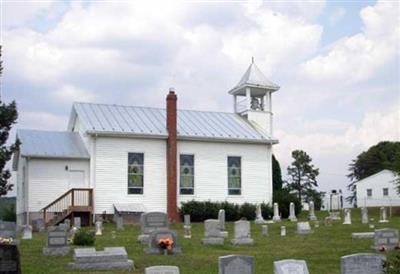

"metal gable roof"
[73, 102, 275, 143]
[17, 129, 89, 159]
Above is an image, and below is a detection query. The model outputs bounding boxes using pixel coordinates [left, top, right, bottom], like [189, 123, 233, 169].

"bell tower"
[228, 58, 279, 136]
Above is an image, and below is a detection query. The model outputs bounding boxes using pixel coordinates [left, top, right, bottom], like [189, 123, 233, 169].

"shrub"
[261, 203, 273, 219]
[180, 200, 272, 222]
[273, 188, 302, 218]
[384, 254, 400, 274]
[1, 203, 16, 222]
[73, 230, 95, 246]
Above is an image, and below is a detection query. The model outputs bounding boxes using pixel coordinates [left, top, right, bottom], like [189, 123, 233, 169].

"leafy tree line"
[347, 141, 400, 205]
[0, 45, 20, 197]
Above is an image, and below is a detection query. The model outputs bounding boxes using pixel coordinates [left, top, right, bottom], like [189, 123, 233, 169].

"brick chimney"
[166, 88, 178, 223]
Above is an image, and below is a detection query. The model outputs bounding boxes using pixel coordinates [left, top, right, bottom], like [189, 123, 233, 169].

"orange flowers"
[158, 237, 174, 250]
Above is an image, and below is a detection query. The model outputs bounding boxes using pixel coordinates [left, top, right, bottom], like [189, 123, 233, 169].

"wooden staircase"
[42, 188, 93, 227]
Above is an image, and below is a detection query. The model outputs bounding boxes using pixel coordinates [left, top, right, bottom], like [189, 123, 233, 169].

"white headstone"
[22, 225, 32, 239]
[297, 222, 312, 235]
[343, 209, 352, 225]
[74, 217, 81, 229]
[218, 209, 226, 230]
[308, 201, 317, 221]
[255, 204, 266, 224]
[288, 202, 297, 222]
[280, 226, 286, 237]
[95, 221, 103, 236]
[145, 265, 180, 274]
[379, 207, 388, 223]
[273, 203, 281, 222]
[231, 220, 254, 245]
[261, 225, 268, 236]
[274, 259, 310, 274]
[361, 207, 369, 224]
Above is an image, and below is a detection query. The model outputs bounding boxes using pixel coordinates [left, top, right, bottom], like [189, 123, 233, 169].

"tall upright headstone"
[218, 255, 254, 274]
[343, 209, 352, 225]
[184, 214, 191, 239]
[308, 201, 317, 221]
[74, 217, 81, 229]
[288, 202, 297, 222]
[379, 207, 388, 223]
[218, 209, 228, 238]
[361, 207, 369, 224]
[95, 221, 103, 236]
[272, 203, 281, 222]
[21, 225, 32, 240]
[255, 204, 266, 224]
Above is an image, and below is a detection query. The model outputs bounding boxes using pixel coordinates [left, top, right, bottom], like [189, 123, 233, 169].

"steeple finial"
[251, 56, 254, 63]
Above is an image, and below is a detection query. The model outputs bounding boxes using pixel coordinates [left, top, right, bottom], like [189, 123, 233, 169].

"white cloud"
[19, 111, 68, 131]
[300, 0, 400, 84]
[329, 7, 346, 26]
[52, 85, 96, 104]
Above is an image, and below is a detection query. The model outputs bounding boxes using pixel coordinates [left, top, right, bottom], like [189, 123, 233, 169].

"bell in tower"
[228, 58, 279, 136]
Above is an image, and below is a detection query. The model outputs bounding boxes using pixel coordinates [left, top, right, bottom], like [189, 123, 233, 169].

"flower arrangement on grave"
[0, 237, 13, 245]
[158, 237, 174, 253]
[378, 245, 386, 252]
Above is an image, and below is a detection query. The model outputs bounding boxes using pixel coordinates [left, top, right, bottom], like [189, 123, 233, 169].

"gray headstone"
[308, 201, 317, 221]
[0, 244, 21, 273]
[231, 220, 253, 245]
[43, 225, 70, 256]
[341, 253, 386, 274]
[274, 259, 310, 274]
[202, 219, 224, 245]
[297, 222, 312, 235]
[219, 255, 254, 274]
[288, 202, 297, 222]
[379, 207, 388, 223]
[115, 215, 124, 231]
[352, 232, 374, 239]
[141, 212, 168, 234]
[273, 203, 281, 222]
[261, 225, 268, 236]
[74, 217, 81, 229]
[0, 221, 16, 239]
[255, 204, 266, 224]
[32, 219, 45, 232]
[361, 207, 368, 224]
[145, 265, 180, 274]
[373, 228, 399, 250]
[184, 215, 191, 226]
[218, 210, 226, 230]
[145, 229, 181, 254]
[69, 247, 134, 270]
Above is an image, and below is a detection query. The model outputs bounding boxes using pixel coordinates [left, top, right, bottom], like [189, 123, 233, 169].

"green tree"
[0, 45, 20, 196]
[303, 188, 325, 210]
[286, 150, 319, 201]
[272, 154, 283, 192]
[347, 141, 400, 204]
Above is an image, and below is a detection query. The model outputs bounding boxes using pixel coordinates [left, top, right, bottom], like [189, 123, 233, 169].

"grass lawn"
[20, 209, 400, 273]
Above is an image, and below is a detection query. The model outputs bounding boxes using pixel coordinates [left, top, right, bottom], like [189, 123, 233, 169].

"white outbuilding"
[356, 169, 400, 207]
[13, 60, 280, 226]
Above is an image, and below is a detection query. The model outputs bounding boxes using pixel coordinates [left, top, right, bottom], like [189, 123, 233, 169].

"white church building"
[13, 61, 279, 226]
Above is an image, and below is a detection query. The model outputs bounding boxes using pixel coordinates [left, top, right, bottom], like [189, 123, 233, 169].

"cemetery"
[0, 207, 395, 273]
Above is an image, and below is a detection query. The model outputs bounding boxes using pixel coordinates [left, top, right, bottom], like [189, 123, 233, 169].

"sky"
[1, 0, 399, 201]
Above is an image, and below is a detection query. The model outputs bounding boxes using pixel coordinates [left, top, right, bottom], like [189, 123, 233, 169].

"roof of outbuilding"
[17, 129, 89, 159]
[228, 60, 280, 95]
[71, 102, 276, 143]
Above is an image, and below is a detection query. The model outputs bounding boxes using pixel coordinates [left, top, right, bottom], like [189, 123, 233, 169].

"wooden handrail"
[41, 188, 92, 211]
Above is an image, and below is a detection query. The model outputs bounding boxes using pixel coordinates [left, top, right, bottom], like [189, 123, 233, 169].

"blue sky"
[2, 0, 399, 200]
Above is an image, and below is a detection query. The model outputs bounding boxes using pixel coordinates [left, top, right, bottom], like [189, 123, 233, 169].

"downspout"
[91, 134, 97, 223]
[25, 157, 30, 225]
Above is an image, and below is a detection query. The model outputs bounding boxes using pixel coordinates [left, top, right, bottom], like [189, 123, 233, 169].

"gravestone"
[352, 232, 374, 239]
[373, 228, 399, 250]
[144, 229, 181, 254]
[0, 244, 21, 274]
[274, 259, 310, 274]
[281, 226, 286, 237]
[297, 222, 312, 235]
[183, 214, 191, 239]
[0, 221, 16, 239]
[379, 207, 388, 223]
[64, 219, 71, 229]
[218, 209, 228, 238]
[329, 211, 341, 220]
[21, 225, 32, 240]
[115, 215, 124, 231]
[218, 255, 254, 274]
[261, 225, 268, 236]
[95, 221, 102, 235]
[69, 247, 134, 270]
[145, 265, 180, 274]
[288, 202, 297, 222]
[74, 217, 81, 229]
[43, 225, 70, 256]
[32, 219, 45, 232]
[308, 201, 317, 221]
[255, 204, 266, 224]
[343, 209, 352, 225]
[341, 253, 386, 274]
[272, 203, 281, 222]
[361, 207, 369, 224]
[231, 220, 254, 245]
[138, 212, 168, 244]
[184, 215, 191, 226]
[202, 219, 224, 245]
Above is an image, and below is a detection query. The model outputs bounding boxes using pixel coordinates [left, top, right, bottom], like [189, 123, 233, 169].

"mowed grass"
[20, 209, 400, 274]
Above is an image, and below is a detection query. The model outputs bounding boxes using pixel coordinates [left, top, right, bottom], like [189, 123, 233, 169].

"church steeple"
[228, 59, 279, 136]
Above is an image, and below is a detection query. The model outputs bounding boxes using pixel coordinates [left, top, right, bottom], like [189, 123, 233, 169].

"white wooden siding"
[28, 158, 89, 212]
[94, 137, 167, 214]
[177, 140, 272, 206]
[356, 170, 400, 207]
